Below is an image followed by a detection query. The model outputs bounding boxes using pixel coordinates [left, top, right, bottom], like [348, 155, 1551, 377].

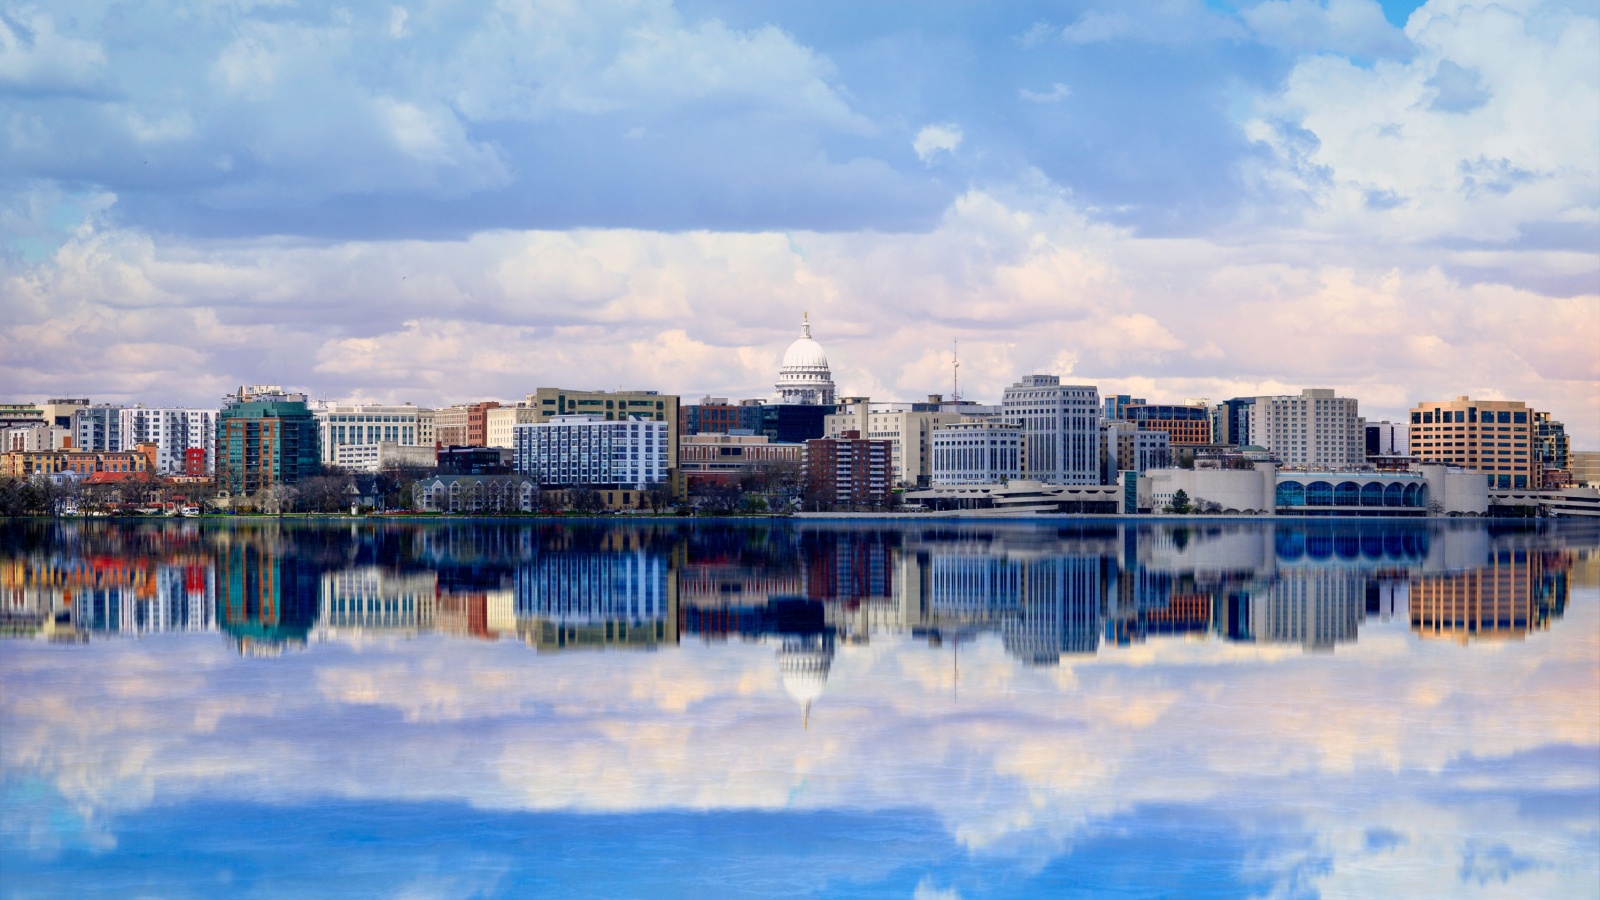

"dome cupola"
[775, 313, 837, 405]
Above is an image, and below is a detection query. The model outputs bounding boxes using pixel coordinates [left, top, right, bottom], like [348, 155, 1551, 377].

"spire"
[801, 311, 811, 339]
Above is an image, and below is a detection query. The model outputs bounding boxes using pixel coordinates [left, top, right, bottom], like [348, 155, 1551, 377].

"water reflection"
[1, 519, 1597, 897]
[2, 521, 1591, 661]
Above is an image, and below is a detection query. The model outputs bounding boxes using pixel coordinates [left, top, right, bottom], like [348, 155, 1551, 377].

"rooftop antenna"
[952, 339, 960, 402]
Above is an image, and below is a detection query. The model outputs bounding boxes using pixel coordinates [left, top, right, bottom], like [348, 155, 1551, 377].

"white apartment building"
[485, 404, 541, 449]
[931, 421, 1022, 485]
[118, 407, 218, 474]
[1250, 389, 1365, 468]
[314, 403, 431, 466]
[333, 441, 437, 473]
[1002, 375, 1102, 485]
[513, 415, 668, 488]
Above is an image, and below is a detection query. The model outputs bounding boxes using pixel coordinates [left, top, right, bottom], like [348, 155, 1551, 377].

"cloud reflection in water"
[2, 519, 1596, 897]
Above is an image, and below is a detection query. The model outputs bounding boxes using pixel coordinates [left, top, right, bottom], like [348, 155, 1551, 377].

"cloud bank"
[0, 0, 1595, 441]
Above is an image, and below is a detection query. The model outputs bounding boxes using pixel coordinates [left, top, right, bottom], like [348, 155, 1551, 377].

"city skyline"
[1, 1, 1595, 444]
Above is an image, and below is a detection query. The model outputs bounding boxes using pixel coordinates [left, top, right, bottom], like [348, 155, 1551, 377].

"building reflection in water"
[1, 522, 1593, 680]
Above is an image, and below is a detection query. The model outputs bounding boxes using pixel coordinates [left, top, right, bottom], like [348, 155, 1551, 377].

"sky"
[0, 0, 1596, 442]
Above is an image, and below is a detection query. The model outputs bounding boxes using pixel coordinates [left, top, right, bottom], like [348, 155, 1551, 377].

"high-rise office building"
[1409, 396, 1537, 489]
[1115, 403, 1212, 445]
[1002, 375, 1101, 485]
[1365, 421, 1409, 459]
[931, 420, 1022, 485]
[1214, 397, 1256, 447]
[1250, 389, 1364, 468]
[1533, 411, 1570, 487]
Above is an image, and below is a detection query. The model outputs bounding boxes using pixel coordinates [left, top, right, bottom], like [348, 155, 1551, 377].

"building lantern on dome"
[775, 313, 838, 405]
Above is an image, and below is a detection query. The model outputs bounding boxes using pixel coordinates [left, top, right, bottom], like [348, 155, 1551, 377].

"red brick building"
[680, 434, 803, 489]
[804, 431, 893, 508]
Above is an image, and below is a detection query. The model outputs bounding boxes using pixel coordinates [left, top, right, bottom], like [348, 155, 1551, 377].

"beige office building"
[1250, 388, 1365, 468]
[313, 402, 431, 466]
[526, 388, 681, 493]
[826, 397, 965, 487]
[1572, 451, 1600, 488]
[1409, 396, 1536, 489]
[485, 404, 541, 449]
[435, 404, 470, 446]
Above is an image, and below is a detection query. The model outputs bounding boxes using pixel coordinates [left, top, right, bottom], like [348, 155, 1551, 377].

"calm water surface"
[2, 519, 1597, 899]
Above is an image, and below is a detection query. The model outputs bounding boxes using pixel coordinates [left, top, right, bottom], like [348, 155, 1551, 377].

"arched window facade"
[1384, 483, 1405, 507]
[1306, 481, 1334, 506]
[1277, 482, 1305, 507]
[1361, 483, 1385, 507]
[1334, 482, 1360, 506]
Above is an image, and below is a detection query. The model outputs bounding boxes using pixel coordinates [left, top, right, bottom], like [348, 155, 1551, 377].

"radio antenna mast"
[952, 339, 960, 402]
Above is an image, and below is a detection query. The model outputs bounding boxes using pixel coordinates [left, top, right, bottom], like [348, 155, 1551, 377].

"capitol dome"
[777, 634, 834, 728]
[775, 313, 837, 405]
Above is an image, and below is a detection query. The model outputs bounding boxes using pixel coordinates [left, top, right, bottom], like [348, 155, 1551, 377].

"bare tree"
[296, 474, 354, 512]
[568, 487, 604, 513]
[253, 485, 299, 515]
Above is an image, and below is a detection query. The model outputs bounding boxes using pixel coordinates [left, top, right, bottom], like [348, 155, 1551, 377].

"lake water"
[2, 518, 1597, 898]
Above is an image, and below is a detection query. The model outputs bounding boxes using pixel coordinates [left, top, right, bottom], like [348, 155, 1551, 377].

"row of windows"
[542, 398, 665, 409]
[1415, 409, 1527, 424]
[1276, 481, 1426, 508]
[326, 414, 415, 423]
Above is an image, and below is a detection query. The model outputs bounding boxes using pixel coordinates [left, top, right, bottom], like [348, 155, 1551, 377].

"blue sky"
[0, 0, 1595, 441]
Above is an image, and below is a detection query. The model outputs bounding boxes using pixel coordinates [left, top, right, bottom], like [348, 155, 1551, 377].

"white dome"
[782, 336, 829, 371]
[774, 314, 838, 405]
[777, 634, 834, 727]
[779, 648, 831, 706]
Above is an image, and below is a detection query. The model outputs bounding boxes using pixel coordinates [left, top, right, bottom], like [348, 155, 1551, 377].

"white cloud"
[3, 178, 1596, 442]
[449, 0, 870, 132]
[1018, 82, 1071, 103]
[913, 124, 963, 162]
[913, 878, 962, 900]
[1244, 0, 1600, 246]
[1244, 0, 1412, 58]
[1056, 0, 1247, 45]
[0, 10, 107, 93]
[388, 6, 410, 39]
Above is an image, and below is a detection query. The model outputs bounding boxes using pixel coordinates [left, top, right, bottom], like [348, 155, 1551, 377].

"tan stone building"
[485, 404, 541, 449]
[1409, 396, 1537, 489]
[1571, 450, 1600, 489]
